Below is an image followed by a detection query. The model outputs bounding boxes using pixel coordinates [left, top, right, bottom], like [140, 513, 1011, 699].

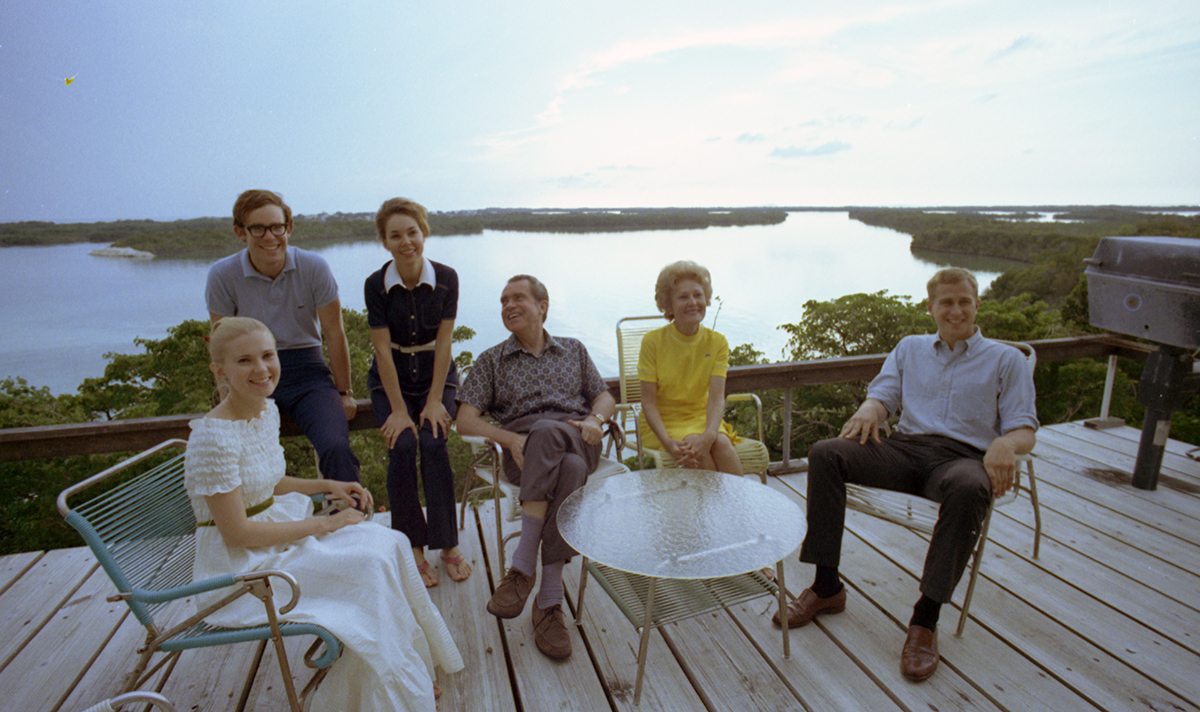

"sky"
[2, 0, 1198, 223]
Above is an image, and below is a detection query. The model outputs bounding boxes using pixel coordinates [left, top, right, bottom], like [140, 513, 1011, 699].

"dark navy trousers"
[273, 347, 360, 483]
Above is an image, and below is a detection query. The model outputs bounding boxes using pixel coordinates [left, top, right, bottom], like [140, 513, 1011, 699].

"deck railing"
[0, 334, 1152, 466]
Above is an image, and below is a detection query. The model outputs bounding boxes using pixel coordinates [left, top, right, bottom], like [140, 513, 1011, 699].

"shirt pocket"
[419, 289, 448, 331]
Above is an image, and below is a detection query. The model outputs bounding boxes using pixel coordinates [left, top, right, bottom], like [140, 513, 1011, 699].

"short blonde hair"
[926, 268, 979, 302]
[654, 260, 713, 319]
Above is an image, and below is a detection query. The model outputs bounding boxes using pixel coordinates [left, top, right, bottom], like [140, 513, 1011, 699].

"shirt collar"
[240, 246, 295, 280]
[933, 326, 983, 353]
[499, 330, 561, 358]
[384, 257, 436, 292]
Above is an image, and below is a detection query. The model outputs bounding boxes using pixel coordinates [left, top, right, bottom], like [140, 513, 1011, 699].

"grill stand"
[1133, 347, 1200, 490]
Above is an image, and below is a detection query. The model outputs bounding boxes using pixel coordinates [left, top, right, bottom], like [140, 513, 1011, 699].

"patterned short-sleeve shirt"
[457, 332, 607, 425]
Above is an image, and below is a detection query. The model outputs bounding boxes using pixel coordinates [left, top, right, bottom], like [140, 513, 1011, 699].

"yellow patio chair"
[844, 340, 1043, 635]
[57, 440, 352, 712]
[458, 418, 628, 572]
[616, 315, 770, 481]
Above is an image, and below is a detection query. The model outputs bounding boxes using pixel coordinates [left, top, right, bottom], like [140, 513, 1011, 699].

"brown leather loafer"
[771, 587, 847, 628]
[532, 601, 572, 659]
[487, 568, 536, 619]
[901, 625, 939, 681]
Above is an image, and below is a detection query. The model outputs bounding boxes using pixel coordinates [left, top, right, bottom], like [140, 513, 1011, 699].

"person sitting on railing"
[206, 189, 361, 484]
[638, 260, 743, 474]
[185, 316, 463, 710]
[456, 275, 617, 661]
[774, 267, 1038, 682]
[365, 198, 471, 588]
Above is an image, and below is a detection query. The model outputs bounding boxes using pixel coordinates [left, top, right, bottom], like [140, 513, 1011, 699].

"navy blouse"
[364, 259, 459, 396]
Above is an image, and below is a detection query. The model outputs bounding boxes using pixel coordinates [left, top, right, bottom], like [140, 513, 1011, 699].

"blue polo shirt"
[205, 247, 340, 350]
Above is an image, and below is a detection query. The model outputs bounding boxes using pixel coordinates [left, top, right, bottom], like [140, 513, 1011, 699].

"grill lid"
[1084, 236, 1200, 287]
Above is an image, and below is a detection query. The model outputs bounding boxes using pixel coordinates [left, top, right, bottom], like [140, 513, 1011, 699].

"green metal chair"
[57, 439, 344, 712]
[616, 315, 770, 481]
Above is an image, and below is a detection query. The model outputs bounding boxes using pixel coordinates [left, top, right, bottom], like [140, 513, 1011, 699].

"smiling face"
[670, 279, 708, 333]
[383, 213, 425, 275]
[500, 278, 547, 337]
[927, 280, 979, 348]
[211, 328, 280, 400]
[234, 204, 291, 277]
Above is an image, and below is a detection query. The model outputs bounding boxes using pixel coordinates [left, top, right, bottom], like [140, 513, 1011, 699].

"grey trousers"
[502, 411, 601, 565]
[799, 433, 993, 603]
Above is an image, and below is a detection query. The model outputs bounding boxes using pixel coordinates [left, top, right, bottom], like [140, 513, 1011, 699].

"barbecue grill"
[1085, 236, 1200, 489]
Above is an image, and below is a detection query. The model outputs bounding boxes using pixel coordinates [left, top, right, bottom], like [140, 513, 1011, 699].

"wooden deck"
[2, 420, 1198, 711]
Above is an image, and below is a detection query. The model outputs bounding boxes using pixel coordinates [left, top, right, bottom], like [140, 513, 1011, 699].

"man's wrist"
[339, 389, 354, 398]
[590, 412, 606, 425]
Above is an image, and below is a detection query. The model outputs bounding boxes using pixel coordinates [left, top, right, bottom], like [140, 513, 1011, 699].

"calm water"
[0, 212, 1009, 394]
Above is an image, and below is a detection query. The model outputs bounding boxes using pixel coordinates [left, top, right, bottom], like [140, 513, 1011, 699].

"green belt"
[197, 496, 275, 527]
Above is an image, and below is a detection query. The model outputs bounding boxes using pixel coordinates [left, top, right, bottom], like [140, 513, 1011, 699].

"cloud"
[737, 133, 767, 143]
[770, 141, 851, 158]
[990, 35, 1046, 62]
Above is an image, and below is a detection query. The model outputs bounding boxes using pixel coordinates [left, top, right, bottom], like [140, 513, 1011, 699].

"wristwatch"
[590, 412, 605, 424]
[339, 389, 354, 398]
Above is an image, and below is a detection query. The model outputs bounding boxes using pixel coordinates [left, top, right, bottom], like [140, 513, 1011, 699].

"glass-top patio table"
[558, 468, 805, 705]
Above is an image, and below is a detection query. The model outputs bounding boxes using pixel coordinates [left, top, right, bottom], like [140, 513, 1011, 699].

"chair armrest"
[109, 573, 241, 605]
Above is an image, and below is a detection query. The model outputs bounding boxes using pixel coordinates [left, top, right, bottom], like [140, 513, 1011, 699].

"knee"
[390, 430, 418, 457]
[943, 467, 992, 510]
[418, 428, 447, 453]
[526, 420, 573, 447]
[559, 453, 588, 491]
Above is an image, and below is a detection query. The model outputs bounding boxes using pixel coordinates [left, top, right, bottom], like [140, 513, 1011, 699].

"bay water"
[0, 212, 1012, 395]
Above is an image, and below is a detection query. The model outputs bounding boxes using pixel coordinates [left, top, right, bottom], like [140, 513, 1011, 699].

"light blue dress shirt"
[866, 329, 1039, 452]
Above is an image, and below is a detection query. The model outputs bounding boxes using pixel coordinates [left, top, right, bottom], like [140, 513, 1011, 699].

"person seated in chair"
[456, 274, 616, 661]
[774, 267, 1038, 681]
[638, 260, 743, 474]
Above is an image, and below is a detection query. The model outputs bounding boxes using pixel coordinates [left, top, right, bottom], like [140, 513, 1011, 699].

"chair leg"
[956, 508, 993, 636]
[1027, 460, 1042, 558]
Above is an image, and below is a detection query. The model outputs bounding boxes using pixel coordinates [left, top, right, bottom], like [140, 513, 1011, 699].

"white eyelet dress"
[184, 402, 463, 711]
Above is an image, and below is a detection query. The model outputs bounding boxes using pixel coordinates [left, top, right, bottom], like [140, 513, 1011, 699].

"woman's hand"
[666, 438, 701, 468]
[323, 505, 366, 533]
[326, 479, 374, 513]
[380, 410, 418, 449]
[420, 400, 452, 440]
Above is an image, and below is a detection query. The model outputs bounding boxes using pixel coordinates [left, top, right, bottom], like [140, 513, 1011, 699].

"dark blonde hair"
[375, 198, 430, 243]
[232, 190, 292, 230]
[654, 260, 713, 319]
[926, 268, 979, 302]
[208, 317, 274, 363]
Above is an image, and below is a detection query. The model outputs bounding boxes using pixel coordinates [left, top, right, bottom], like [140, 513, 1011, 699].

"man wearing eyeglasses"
[205, 189, 361, 483]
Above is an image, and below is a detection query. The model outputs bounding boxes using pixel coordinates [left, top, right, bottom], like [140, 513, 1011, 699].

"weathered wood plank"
[0, 550, 40, 595]
[426, 502, 514, 711]
[0, 547, 96, 671]
[847, 506, 1200, 709]
[1031, 441, 1200, 549]
[479, 499, 613, 711]
[1048, 421, 1200, 490]
[0, 566, 129, 711]
[563, 553, 708, 710]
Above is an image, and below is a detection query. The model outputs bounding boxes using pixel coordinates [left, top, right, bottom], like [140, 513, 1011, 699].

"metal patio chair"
[78, 691, 176, 712]
[616, 315, 770, 480]
[57, 439, 347, 712]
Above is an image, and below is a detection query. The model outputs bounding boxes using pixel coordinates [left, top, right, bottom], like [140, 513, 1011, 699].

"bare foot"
[415, 549, 438, 587]
[442, 548, 472, 582]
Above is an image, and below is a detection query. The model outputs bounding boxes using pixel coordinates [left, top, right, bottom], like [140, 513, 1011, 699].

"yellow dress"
[637, 322, 741, 450]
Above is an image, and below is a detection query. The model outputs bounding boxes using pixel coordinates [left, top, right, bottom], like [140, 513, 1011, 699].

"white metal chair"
[616, 315, 770, 481]
[844, 340, 1042, 635]
[57, 440, 349, 712]
[78, 691, 177, 712]
[457, 419, 628, 572]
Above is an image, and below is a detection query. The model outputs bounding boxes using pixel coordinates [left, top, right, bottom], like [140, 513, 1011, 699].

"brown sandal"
[418, 560, 439, 588]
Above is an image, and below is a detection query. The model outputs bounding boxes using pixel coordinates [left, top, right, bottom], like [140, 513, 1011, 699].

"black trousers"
[800, 433, 993, 603]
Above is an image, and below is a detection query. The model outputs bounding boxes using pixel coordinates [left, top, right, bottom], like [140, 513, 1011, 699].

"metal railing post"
[781, 386, 793, 468]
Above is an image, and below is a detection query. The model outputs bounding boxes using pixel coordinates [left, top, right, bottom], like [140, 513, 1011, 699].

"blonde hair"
[654, 260, 713, 319]
[926, 268, 979, 302]
[208, 317, 274, 400]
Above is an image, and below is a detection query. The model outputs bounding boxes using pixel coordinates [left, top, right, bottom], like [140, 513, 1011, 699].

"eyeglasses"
[244, 223, 288, 237]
